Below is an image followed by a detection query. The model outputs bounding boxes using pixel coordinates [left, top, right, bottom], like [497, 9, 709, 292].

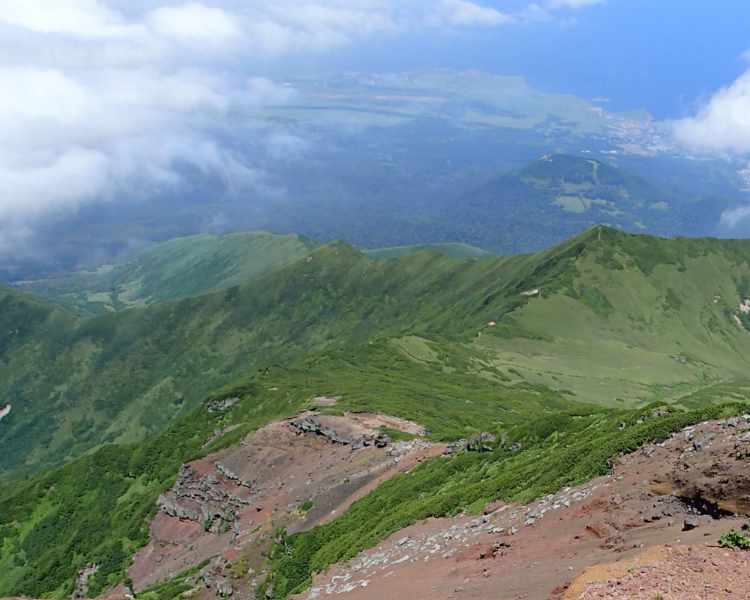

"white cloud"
[0, 0, 137, 37]
[720, 203, 750, 230]
[675, 68, 750, 154]
[546, 0, 605, 8]
[147, 2, 241, 44]
[432, 0, 515, 27]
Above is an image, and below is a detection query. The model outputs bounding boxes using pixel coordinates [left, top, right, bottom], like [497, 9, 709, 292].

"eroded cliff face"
[129, 412, 440, 598]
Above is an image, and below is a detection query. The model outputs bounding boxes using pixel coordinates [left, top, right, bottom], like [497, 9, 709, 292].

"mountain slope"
[7, 228, 750, 598]
[0, 240, 537, 475]
[7, 227, 750, 477]
[0, 339, 592, 599]
[1, 363, 742, 600]
[444, 154, 730, 253]
[19, 231, 317, 315]
[474, 228, 750, 405]
[364, 242, 492, 259]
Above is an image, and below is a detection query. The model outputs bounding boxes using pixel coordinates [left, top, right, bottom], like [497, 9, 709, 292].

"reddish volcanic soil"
[569, 545, 750, 599]
[293, 416, 750, 600]
[14, 413, 750, 600]
[128, 412, 442, 596]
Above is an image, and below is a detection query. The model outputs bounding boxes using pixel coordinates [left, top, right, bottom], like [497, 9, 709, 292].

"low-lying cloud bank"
[0, 0, 603, 259]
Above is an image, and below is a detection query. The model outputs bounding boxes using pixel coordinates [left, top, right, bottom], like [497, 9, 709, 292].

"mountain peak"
[520, 153, 626, 186]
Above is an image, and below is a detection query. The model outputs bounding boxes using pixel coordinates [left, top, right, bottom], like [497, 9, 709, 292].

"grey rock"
[682, 516, 701, 531]
[207, 396, 240, 413]
[466, 432, 497, 453]
[290, 416, 390, 448]
[158, 464, 250, 532]
[72, 564, 99, 600]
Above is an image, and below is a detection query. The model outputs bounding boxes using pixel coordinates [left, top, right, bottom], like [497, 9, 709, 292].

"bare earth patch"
[571, 545, 750, 599]
[294, 416, 750, 600]
[128, 412, 440, 597]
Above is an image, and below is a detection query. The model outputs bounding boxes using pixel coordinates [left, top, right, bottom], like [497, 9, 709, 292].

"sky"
[2, 0, 750, 256]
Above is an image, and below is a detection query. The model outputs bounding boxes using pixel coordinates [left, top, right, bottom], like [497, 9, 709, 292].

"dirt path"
[294, 416, 750, 600]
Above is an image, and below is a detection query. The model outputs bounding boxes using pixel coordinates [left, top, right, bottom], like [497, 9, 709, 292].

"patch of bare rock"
[128, 411, 440, 598]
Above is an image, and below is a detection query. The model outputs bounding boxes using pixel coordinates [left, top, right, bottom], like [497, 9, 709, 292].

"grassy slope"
[365, 242, 492, 260]
[8, 227, 750, 476]
[6, 334, 747, 600]
[0, 241, 532, 475]
[19, 231, 317, 315]
[477, 229, 750, 405]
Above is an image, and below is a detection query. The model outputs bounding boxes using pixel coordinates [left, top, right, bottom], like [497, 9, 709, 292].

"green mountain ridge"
[19, 232, 494, 316]
[364, 242, 492, 259]
[6, 226, 750, 478]
[18, 231, 318, 315]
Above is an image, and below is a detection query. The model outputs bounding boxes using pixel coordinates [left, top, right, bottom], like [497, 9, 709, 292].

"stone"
[158, 464, 250, 532]
[72, 564, 99, 600]
[207, 397, 240, 414]
[290, 416, 390, 448]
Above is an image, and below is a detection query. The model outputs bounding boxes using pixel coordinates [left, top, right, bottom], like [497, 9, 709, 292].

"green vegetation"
[8, 226, 750, 476]
[262, 402, 748, 598]
[0, 376, 308, 598]
[136, 560, 210, 600]
[446, 154, 731, 255]
[719, 530, 750, 550]
[365, 242, 492, 260]
[21, 231, 317, 315]
[0, 335, 586, 599]
[0, 239, 538, 475]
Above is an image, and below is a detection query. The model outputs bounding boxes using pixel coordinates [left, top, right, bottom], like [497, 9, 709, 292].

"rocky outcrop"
[289, 415, 391, 449]
[662, 414, 750, 515]
[207, 397, 240, 414]
[190, 558, 235, 598]
[158, 465, 250, 533]
[443, 432, 497, 455]
[215, 461, 252, 489]
[72, 564, 98, 600]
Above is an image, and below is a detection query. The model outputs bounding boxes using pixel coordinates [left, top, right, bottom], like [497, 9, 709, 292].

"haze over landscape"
[4, 2, 750, 599]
